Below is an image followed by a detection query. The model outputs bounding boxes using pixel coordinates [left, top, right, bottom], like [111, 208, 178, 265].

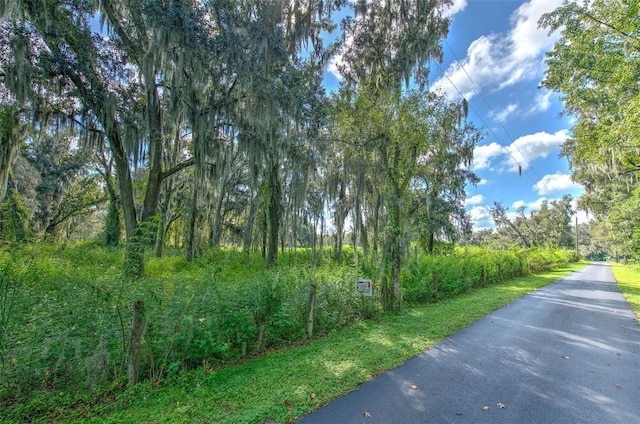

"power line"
[433, 39, 556, 197]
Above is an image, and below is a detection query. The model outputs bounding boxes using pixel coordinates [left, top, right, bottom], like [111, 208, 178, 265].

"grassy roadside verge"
[52, 261, 586, 424]
[611, 262, 640, 322]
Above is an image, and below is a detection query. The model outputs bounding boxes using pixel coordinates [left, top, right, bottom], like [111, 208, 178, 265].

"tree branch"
[160, 158, 195, 181]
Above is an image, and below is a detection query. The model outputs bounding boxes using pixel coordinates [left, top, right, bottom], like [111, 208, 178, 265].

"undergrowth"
[0, 242, 580, 422]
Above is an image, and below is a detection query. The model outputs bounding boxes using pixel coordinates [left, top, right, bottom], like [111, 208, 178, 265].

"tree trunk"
[372, 192, 381, 253]
[211, 189, 226, 247]
[243, 194, 258, 253]
[105, 198, 121, 248]
[391, 233, 402, 310]
[311, 215, 318, 265]
[186, 183, 198, 262]
[109, 131, 144, 278]
[353, 190, 361, 268]
[0, 110, 20, 202]
[319, 213, 325, 257]
[428, 232, 435, 254]
[334, 178, 346, 262]
[127, 300, 145, 386]
[307, 284, 316, 339]
[261, 207, 267, 259]
[386, 142, 404, 311]
[140, 63, 163, 225]
[360, 209, 369, 267]
[267, 160, 280, 268]
[387, 195, 403, 311]
[155, 211, 165, 258]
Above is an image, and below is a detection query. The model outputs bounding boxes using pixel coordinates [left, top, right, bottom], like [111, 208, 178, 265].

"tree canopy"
[0, 0, 484, 304]
[540, 0, 640, 257]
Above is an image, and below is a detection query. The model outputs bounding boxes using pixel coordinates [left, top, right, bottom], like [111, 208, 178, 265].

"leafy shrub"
[0, 242, 578, 411]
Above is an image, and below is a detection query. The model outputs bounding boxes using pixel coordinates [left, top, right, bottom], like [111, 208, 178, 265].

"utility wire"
[434, 40, 557, 197]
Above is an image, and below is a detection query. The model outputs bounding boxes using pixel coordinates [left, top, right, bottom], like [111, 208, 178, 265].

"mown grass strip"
[65, 262, 588, 424]
[611, 262, 640, 322]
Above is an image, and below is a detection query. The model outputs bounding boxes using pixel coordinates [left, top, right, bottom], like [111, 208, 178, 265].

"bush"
[0, 242, 577, 412]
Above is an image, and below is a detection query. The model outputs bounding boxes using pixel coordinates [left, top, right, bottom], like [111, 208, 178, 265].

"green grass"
[54, 261, 586, 424]
[611, 262, 640, 322]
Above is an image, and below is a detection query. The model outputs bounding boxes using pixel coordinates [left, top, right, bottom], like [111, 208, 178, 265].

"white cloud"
[465, 194, 485, 205]
[512, 200, 526, 209]
[327, 30, 353, 81]
[508, 0, 558, 61]
[444, 0, 468, 17]
[327, 54, 344, 81]
[472, 130, 569, 173]
[571, 197, 593, 225]
[432, 0, 562, 101]
[494, 103, 519, 122]
[504, 129, 569, 173]
[528, 89, 553, 115]
[468, 205, 494, 230]
[533, 172, 582, 195]
[472, 142, 503, 170]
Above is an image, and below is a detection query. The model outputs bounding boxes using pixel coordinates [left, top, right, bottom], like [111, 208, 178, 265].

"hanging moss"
[103, 198, 121, 247]
[0, 185, 32, 243]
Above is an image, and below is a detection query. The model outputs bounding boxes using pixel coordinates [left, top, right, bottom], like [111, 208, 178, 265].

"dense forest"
[2, 0, 634, 285]
[0, 0, 637, 420]
[0, 0, 482, 303]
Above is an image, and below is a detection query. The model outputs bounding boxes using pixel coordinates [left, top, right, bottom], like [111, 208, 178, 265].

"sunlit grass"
[74, 261, 587, 424]
[611, 262, 640, 322]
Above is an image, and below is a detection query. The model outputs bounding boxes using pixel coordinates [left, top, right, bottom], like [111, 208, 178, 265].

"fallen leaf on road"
[481, 406, 490, 411]
[364, 411, 371, 417]
[616, 384, 622, 389]
[497, 403, 506, 409]
[409, 384, 418, 390]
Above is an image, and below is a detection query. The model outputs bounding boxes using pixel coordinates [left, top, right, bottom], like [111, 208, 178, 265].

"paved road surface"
[297, 263, 640, 423]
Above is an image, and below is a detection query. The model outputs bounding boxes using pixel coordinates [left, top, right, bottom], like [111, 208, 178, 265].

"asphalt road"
[296, 263, 640, 423]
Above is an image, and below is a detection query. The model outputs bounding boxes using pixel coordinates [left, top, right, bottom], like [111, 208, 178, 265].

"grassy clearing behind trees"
[0, 242, 580, 422]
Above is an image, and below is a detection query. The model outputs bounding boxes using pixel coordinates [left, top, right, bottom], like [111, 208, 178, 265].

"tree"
[339, 0, 451, 90]
[540, 0, 640, 257]
[331, 0, 454, 310]
[333, 86, 479, 310]
[1, 0, 250, 275]
[0, 104, 26, 202]
[23, 134, 87, 236]
[488, 196, 576, 250]
[233, 1, 340, 267]
[488, 202, 532, 248]
[528, 195, 575, 248]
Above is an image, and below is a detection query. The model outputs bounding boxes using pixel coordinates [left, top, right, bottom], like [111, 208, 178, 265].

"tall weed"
[0, 242, 578, 410]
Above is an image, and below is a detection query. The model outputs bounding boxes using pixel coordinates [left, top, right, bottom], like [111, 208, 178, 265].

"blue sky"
[323, 0, 586, 231]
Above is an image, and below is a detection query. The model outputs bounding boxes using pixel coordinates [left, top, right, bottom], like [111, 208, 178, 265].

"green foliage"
[19, 262, 584, 424]
[103, 199, 121, 247]
[540, 0, 640, 259]
[0, 242, 582, 422]
[0, 186, 31, 243]
[402, 247, 578, 305]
